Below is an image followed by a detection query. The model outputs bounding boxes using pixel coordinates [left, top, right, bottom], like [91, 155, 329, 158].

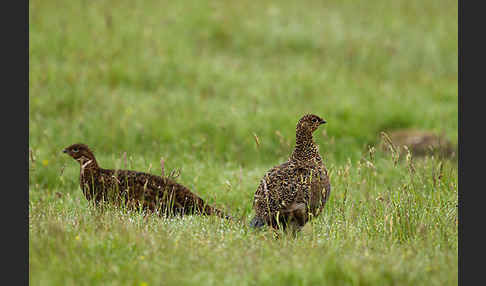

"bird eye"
[312, 118, 318, 123]
[72, 148, 79, 153]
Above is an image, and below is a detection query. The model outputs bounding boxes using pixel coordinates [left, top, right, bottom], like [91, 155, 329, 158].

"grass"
[29, 0, 458, 285]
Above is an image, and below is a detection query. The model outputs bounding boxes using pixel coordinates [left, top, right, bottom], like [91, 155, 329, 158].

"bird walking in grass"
[62, 143, 231, 219]
[250, 114, 331, 232]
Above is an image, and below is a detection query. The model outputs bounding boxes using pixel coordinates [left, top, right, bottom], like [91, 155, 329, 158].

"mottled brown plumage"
[250, 114, 331, 232]
[63, 144, 230, 219]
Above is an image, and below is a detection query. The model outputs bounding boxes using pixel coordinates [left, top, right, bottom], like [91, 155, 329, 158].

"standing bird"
[250, 114, 331, 232]
[62, 143, 230, 219]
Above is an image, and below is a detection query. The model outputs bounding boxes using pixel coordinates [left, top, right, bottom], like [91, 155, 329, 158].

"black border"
[459, 0, 482, 285]
[4, 0, 29, 284]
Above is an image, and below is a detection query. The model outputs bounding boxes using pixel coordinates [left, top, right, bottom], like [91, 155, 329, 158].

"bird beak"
[320, 119, 327, 125]
[62, 149, 68, 154]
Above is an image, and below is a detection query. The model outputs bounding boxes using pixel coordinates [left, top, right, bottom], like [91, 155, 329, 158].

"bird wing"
[253, 162, 305, 218]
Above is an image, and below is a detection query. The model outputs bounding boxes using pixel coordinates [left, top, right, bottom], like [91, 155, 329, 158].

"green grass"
[29, 0, 458, 285]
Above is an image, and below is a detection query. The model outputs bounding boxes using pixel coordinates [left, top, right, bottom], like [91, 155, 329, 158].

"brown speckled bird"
[63, 143, 230, 219]
[250, 114, 331, 232]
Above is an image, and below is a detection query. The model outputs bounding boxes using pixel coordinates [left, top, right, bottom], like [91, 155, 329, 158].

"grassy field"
[29, 0, 458, 285]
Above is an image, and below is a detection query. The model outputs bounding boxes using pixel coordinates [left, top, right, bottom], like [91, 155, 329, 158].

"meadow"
[29, 0, 458, 285]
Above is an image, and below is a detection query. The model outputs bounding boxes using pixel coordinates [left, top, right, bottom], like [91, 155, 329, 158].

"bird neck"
[77, 156, 99, 173]
[290, 130, 319, 162]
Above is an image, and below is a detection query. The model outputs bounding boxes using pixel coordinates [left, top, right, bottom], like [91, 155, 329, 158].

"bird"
[250, 114, 331, 232]
[62, 143, 231, 219]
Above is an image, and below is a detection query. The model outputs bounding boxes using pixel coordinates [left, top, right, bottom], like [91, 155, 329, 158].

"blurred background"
[29, 0, 457, 203]
[29, 1, 458, 285]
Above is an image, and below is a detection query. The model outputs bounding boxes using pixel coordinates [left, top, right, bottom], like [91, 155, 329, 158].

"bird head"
[62, 143, 97, 165]
[297, 114, 326, 134]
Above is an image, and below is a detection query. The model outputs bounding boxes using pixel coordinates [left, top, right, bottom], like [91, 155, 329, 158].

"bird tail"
[203, 204, 233, 221]
[249, 216, 266, 229]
